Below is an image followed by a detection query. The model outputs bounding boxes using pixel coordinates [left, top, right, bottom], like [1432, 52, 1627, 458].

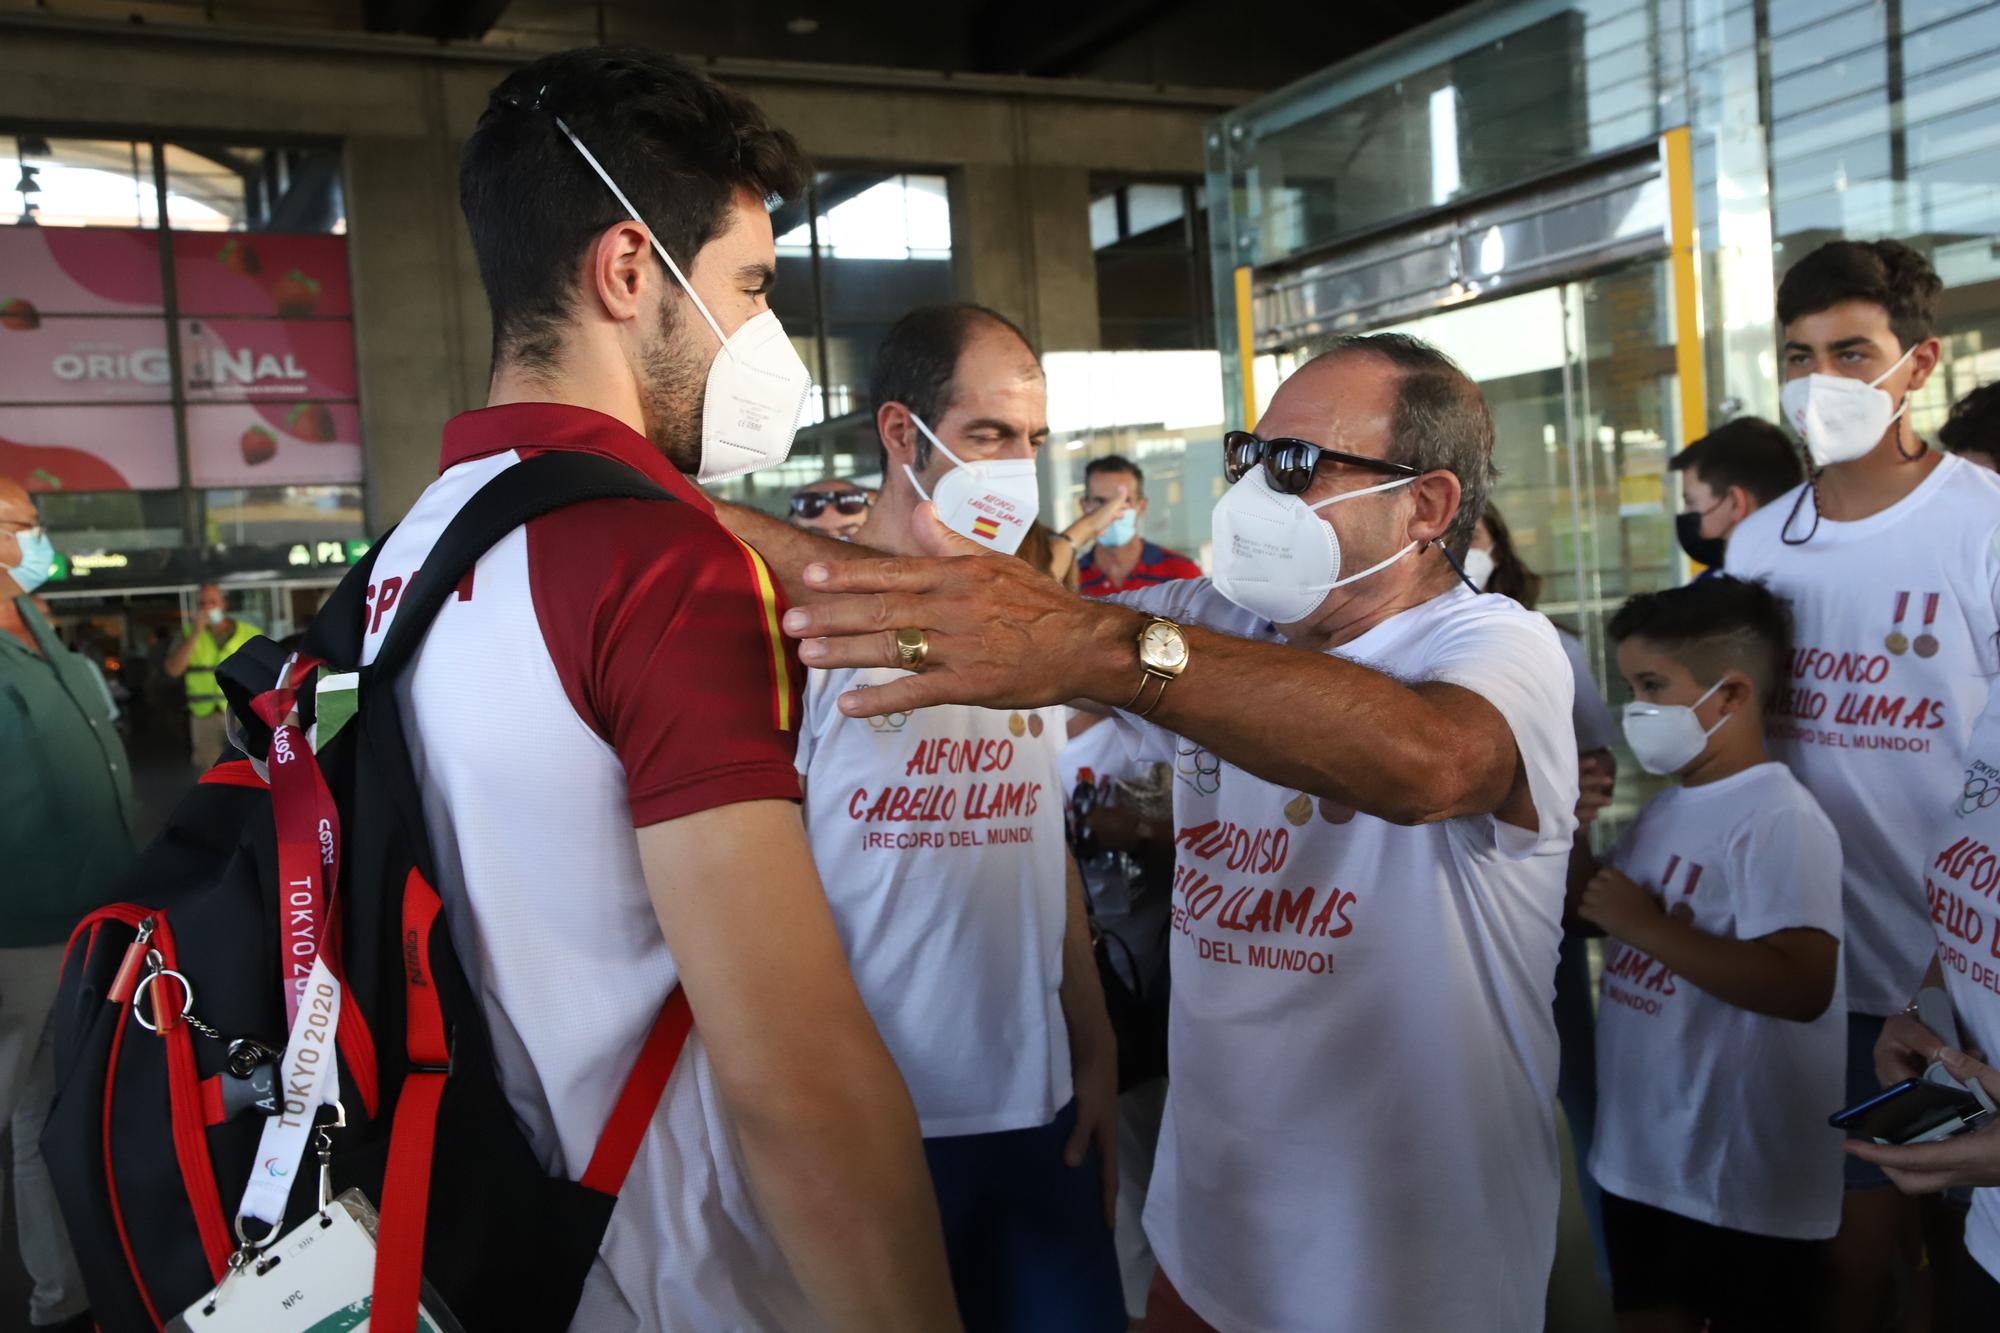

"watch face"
[1142, 622, 1188, 669]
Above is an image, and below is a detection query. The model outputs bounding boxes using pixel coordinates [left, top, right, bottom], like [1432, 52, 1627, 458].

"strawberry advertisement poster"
[187, 401, 362, 487]
[180, 318, 357, 401]
[0, 405, 181, 491]
[0, 227, 163, 317]
[173, 233, 351, 318]
[0, 317, 178, 402]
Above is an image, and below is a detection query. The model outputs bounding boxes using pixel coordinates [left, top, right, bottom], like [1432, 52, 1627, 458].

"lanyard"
[236, 655, 345, 1242]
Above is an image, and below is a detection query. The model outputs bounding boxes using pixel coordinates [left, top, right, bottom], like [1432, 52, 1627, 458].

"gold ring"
[894, 627, 929, 670]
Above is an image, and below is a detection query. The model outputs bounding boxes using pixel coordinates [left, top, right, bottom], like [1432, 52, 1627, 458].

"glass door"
[1361, 257, 1684, 822]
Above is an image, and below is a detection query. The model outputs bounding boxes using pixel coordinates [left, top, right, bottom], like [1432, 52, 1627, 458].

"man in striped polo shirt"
[1074, 456, 1202, 598]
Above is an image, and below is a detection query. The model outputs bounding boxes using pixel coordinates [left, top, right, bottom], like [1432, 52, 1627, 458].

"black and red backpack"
[46, 453, 690, 1332]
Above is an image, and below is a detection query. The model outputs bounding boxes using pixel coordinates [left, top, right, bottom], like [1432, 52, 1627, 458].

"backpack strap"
[367, 452, 686, 1333]
[369, 451, 675, 685]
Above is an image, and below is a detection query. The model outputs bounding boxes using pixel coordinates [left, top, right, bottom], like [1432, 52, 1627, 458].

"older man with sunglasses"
[726, 332, 1578, 1333]
[787, 478, 874, 540]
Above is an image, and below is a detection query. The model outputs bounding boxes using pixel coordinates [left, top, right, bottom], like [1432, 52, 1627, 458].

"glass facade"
[1197, 0, 2000, 819]
[1, 131, 362, 587]
[1091, 176, 1215, 351]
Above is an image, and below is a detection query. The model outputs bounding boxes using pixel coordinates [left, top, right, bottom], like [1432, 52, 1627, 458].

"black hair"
[1309, 332, 1495, 550]
[1669, 417, 1805, 507]
[1939, 383, 2000, 466]
[460, 47, 810, 372]
[1084, 454, 1145, 496]
[869, 303, 1037, 469]
[1776, 238, 1942, 353]
[1478, 503, 1541, 610]
[1608, 575, 1793, 708]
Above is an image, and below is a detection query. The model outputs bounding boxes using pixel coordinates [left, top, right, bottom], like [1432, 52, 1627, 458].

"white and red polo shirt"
[359, 402, 812, 1332]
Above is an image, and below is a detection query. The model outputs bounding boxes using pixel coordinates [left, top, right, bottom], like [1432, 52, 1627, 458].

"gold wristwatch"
[1126, 617, 1189, 717]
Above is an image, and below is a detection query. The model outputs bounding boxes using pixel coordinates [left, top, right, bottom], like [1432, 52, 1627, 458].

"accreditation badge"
[168, 1189, 462, 1333]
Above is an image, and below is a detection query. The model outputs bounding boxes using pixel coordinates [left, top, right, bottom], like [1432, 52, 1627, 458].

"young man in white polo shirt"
[360, 49, 957, 1332]
[767, 333, 1580, 1332]
[791, 303, 1124, 1332]
[1726, 238, 2000, 1328]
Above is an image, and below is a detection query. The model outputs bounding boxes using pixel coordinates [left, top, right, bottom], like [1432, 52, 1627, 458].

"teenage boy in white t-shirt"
[793, 304, 1125, 1333]
[1570, 576, 1844, 1330]
[1727, 238, 2000, 1324]
[1851, 685, 2000, 1331]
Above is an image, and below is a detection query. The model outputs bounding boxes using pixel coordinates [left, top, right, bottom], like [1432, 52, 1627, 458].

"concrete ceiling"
[361, 0, 1480, 92]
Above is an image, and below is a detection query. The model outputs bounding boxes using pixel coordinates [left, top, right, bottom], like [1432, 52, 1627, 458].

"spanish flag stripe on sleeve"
[728, 534, 795, 733]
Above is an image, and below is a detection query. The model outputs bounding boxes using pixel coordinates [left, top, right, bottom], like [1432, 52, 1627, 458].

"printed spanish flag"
[972, 514, 1002, 542]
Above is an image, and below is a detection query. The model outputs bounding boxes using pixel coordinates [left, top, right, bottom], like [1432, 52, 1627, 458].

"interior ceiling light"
[786, 16, 819, 34]
[15, 166, 40, 196]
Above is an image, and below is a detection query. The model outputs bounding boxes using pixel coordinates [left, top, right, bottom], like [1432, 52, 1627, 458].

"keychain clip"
[315, 1100, 346, 1221]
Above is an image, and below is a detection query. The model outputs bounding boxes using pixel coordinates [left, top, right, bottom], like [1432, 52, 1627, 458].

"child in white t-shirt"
[1570, 575, 1845, 1331]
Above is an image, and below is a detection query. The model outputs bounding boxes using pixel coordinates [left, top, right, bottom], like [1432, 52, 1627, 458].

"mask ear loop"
[1875, 343, 1927, 462]
[550, 113, 734, 356]
[1436, 543, 1483, 594]
[899, 410, 962, 503]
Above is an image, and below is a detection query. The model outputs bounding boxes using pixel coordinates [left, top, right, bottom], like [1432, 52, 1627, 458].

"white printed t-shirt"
[1589, 762, 1846, 1239]
[1922, 688, 2000, 1284]
[1728, 453, 2000, 1013]
[795, 671, 1072, 1136]
[1111, 577, 1578, 1333]
[362, 403, 816, 1333]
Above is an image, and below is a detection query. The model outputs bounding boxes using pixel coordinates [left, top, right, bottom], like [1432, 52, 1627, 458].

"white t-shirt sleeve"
[791, 668, 844, 782]
[1425, 605, 1581, 860]
[1728, 785, 1844, 941]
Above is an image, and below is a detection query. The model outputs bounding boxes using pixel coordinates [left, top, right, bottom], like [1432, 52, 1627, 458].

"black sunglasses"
[1223, 431, 1421, 496]
[790, 491, 872, 519]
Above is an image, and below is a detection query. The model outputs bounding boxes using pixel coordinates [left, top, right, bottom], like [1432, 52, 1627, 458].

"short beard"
[638, 293, 709, 474]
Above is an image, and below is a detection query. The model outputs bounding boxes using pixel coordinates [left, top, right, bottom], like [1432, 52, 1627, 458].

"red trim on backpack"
[371, 871, 450, 1333]
[580, 986, 693, 1195]
[368, 872, 692, 1331]
[102, 957, 165, 1330]
[153, 923, 232, 1279]
[197, 759, 267, 789]
[200, 1076, 226, 1127]
[334, 975, 380, 1119]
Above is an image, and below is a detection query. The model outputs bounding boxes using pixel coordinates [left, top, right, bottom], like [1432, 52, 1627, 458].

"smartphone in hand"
[1830, 1078, 1993, 1146]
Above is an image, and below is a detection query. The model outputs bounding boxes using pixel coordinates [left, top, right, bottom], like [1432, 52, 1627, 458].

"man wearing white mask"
[164, 581, 262, 768]
[769, 332, 1580, 1332]
[1727, 239, 2000, 1332]
[790, 302, 1123, 1332]
[356, 49, 958, 1333]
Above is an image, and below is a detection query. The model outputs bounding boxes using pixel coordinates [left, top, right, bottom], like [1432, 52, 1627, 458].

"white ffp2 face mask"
[903, 412, 1040, 555]
[556, 118, 813, 484]
[1462, 546, 1497, 591]
[1621, 678, 1728, 776]
[1780, 342, 1918, 469]
[1209, 466, 1418, 624]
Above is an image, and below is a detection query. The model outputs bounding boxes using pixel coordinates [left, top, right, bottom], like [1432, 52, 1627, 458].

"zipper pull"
[107, 917, 156, 1007]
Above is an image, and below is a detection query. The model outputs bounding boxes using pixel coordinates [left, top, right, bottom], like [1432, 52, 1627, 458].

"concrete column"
[345, 78, 479, 532]
[950, 161, 1101, 355]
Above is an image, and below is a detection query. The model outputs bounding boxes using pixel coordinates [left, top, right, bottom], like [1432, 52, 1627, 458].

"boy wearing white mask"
[792, 302, 1125, 1333]
[1570, 575, 1843, 1331]
[1726, 238, 2000, 1325]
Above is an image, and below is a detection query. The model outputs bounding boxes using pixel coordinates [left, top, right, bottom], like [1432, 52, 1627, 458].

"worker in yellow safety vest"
[164, 582, 262, 769]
